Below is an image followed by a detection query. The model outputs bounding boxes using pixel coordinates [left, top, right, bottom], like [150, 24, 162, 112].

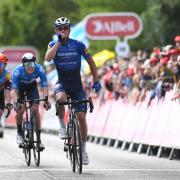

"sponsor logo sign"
[85, 12, 143, 40]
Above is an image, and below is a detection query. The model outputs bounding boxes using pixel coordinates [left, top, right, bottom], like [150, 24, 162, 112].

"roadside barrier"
[5, 91, 180, 160]
[87, 91, 180, 160]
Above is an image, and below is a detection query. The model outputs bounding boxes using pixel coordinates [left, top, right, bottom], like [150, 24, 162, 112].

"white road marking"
[0, 168, 180, 172]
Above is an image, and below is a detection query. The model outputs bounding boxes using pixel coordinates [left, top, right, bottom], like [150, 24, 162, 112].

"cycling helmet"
[0, 53, 8, 64]
[22, 53, 36, 63]
[54, 17, 70, 28]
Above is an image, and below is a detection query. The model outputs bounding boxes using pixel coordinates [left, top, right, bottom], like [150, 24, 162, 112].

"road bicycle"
[56, 96, 94, 174]
[19, 93, 48, 167]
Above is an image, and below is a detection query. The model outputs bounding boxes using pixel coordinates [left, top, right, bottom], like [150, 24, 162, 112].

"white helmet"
[54, 17, 70, 28]
[22, 53, 36, 63]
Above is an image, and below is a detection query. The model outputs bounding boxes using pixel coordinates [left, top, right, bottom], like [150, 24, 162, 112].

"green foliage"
[0, 0, 180, 62]
[0, 0, 79, 62]
[133, 0, 180, 50]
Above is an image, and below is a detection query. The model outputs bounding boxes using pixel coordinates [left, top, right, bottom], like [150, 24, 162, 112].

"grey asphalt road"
[0, 129, 180, 180]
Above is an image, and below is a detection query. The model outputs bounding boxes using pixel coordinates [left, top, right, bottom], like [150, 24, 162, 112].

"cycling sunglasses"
[0, 62, 5, 68]
[24, 62, 35, 68]
[56, 26, 69, 31]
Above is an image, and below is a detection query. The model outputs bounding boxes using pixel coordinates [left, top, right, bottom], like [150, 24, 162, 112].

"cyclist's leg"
[14, 88, 25, 144]
[27, 82, 40, 129]
[70, 89, 89, 164]
[76, 111, 89, 165]
[31, 103, 45, 150]
[31, 103, 40, 129]
[76, 112, 87, 143]
[54, 82, 68, 139]
[0, 91, 5, 127]
[27, 82, 45, 149]
[0, 109, 4, 129]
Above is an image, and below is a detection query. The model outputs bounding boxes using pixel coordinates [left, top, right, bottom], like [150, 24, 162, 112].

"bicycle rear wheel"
[33, 128, 40, 167]
[74, 118, 82, 174]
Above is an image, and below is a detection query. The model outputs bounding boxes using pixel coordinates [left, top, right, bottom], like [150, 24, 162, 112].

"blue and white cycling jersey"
[48, 38, 91, 92]
[12, 64, 48, 89]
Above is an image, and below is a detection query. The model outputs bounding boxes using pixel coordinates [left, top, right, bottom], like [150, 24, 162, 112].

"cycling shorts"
[18, 81, 39, 101]
[0, 90, 5, 110]
[54, 82, 87, 112]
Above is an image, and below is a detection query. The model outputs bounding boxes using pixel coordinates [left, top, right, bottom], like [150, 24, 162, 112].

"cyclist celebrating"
[45, 17, 101, 165]
[12, 53, 51, 150]
[0, 53, 13, 137]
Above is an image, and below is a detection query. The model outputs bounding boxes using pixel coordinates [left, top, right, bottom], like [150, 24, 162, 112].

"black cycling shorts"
[0, 90, 5, 110]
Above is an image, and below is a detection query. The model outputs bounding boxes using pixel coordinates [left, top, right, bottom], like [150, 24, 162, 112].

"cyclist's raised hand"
[57, 34, 63, 43]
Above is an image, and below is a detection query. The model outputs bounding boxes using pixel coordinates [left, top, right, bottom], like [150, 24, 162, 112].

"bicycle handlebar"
[23, 98, 47, 104]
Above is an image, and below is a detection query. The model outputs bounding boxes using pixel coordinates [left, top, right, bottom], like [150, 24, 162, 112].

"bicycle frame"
[20, 93, 46, 167]
[56, 96, 94, 174]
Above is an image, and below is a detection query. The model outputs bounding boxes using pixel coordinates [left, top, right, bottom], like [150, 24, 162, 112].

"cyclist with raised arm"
[0, 54, 13, 136]
[45, 17, 101, 165]
[12, 53, 51, 150]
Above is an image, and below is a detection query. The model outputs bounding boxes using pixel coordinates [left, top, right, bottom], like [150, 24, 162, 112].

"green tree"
[0, 0, 79, 62]
[133, 0, 180, 50]
[0, 0, 180, 60]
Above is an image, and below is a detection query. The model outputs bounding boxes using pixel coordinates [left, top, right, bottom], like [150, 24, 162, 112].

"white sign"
[115, 41, 130, 58]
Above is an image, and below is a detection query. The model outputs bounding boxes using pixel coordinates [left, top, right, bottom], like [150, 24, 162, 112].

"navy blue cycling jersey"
[48, 38, 91, 92]
[12, 64, 48, 89]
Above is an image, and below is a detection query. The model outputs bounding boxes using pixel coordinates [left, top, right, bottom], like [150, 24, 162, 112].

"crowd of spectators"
[82, 35, 180, 106]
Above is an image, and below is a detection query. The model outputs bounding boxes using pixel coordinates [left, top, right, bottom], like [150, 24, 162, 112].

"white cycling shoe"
[59, 128, 68, 139]
[16, 132, 24, 144]
[82, 152, 89, 165]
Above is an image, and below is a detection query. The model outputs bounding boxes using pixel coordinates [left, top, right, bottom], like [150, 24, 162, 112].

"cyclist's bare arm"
[12, 89, 19, 102]
[171, 92, 180, 100]
[42, 87, 49, 98]
[4, 89, 11, 104]
[45, 42, 61, 61]
[87, 57, 98, 82]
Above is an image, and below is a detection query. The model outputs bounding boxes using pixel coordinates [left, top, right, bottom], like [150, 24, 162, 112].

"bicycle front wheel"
[24, 147, 31, 166]
[74, 118, 82, 174]
[33, 129, 40, 167]
[23, 126, 31, 166]
[68, 122, 76, 172]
